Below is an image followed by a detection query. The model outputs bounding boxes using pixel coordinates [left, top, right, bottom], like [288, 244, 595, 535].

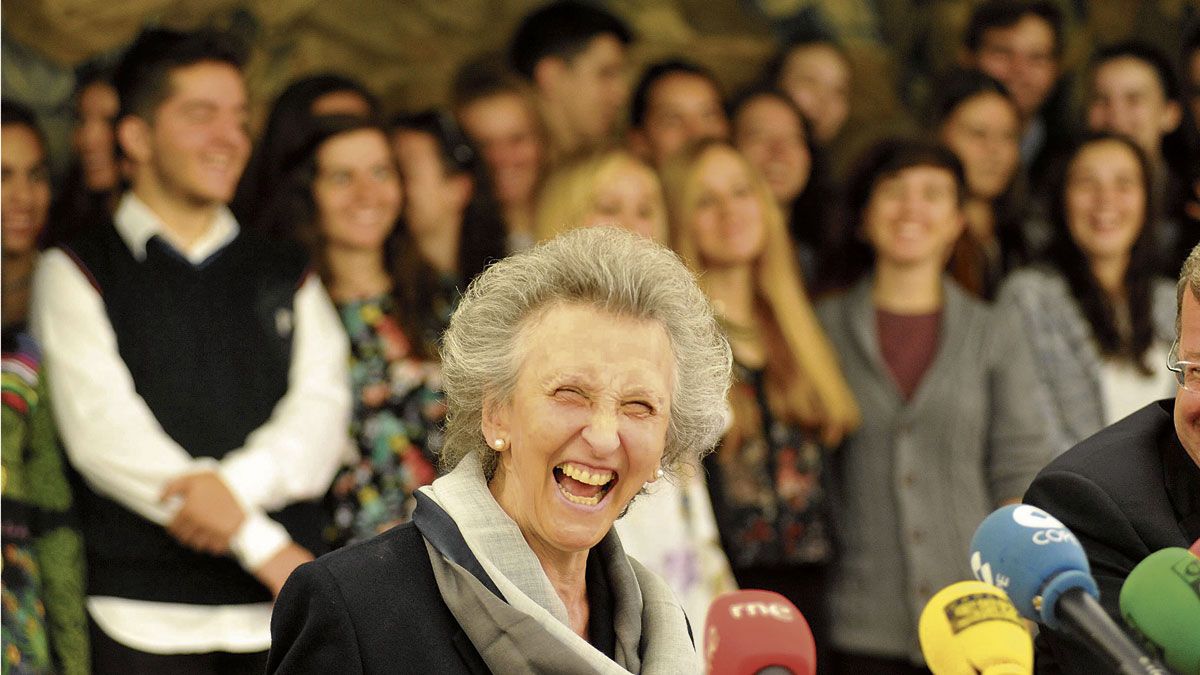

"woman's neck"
[705, 265, 755, 325]
[1090, 255, 1129, 299]
[490, 468, 592, 639]
[704, 264, 764, 366]
[2, 250, 37, 327]
[505, 203, 534, 239]
[414, 221, 461, 274]
[535, 550, 591, 639]
[324, 247, 391, 301]
[963, 197, 996, 243]
[872, 262, 944, 313]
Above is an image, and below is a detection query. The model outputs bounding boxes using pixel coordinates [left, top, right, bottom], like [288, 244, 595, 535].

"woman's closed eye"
[622, 400, 656, 417]
[553, 386, 588, 403]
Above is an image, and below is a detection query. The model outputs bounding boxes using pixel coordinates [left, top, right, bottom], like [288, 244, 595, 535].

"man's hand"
[161, 471, 245, 555]
[255, 542, 314, 597]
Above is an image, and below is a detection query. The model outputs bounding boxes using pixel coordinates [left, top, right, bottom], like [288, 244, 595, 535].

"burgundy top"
[876, 308, 941, 401]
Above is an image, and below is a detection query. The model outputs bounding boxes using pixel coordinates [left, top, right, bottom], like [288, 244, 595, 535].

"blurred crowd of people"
[2, 0, 1198, 673]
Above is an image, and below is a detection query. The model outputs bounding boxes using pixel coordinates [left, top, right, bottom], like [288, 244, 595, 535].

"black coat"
[266, 522, 491, 674]
[1023, 399, 1200, 674]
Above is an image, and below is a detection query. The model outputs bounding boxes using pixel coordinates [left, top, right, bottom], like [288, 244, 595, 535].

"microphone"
[917, 581, 1032, 674]
[969, 505, 1169, 675]
[704, 589, 816, 675]
[1119, 547, 1200, 675]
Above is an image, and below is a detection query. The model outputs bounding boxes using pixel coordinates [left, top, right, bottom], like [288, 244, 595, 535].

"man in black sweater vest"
[30, 29, 351, 674]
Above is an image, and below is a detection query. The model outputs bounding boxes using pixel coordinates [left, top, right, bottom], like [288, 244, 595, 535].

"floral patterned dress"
[323, 294, 447, 549]
[704, 363, 831, 569]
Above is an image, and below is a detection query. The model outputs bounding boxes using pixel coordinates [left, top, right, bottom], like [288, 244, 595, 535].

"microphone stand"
[1055, 589, 1174, 675]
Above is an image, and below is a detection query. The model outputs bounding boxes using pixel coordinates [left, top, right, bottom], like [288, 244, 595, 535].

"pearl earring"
[638, 468, 667, 487]
[493, 438, 507, 450]
[642, 467, 666, 492]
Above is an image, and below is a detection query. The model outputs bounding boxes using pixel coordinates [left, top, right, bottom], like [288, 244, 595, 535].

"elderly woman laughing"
[267, 227, 732, 674]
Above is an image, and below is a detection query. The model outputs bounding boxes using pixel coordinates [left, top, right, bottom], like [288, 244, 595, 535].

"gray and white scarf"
[416, 454, 701, 674]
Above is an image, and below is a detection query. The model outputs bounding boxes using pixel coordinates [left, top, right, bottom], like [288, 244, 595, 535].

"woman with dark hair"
[816, 138, 1051, 673]
[731, 86, 835, 287]
[260, 115, 445, 548]
[2, 99, 89, 674]
[46, 65, 122, 245]
[763, 37, 852, 147]
[232, 73, 380, 228]
[997, 133, 1177, 456]
[931, 68, 1027, 299]
[389, 109, 508, 341]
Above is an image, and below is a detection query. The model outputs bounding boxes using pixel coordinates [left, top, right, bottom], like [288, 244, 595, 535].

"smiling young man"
[30, 29, 350, 674]
[452, 62, 547, 251]
[628, 59, 730, 169]
[509, 0, 633, 162]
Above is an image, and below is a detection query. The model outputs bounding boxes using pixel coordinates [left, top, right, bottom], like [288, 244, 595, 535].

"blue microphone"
[969, 505, 1169, 675]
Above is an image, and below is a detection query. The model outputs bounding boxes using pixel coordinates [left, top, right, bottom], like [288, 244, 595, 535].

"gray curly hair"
[439, 226, 732, 479]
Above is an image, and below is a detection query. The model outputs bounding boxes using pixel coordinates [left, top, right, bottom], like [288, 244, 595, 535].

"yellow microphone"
[918, 581, 1033, 675]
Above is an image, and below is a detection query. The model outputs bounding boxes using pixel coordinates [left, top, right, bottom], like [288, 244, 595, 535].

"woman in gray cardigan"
[815, 139, 1053, 674]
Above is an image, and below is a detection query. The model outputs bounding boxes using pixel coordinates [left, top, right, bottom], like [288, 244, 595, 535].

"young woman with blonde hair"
[661, 138, 860, 666]
[534, 149, 668, 243]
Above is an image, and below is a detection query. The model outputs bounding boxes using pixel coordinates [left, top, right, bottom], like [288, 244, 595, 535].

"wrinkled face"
[310, 89, 373, 117]
[863, 165, 965, 268]
[1087, 57, 1181, 159]
[555, 34, 629, 146]
[638, 72, 729, 167]
[486, 302, 674, 558]
[973, 16, 1060, 121]
[392, 129, 462, 237]
[778, 44, 850, 144]
[1, 124, 51, 257]
[73, 81, 120, 192]
[733, 95, 811, 204]
[579, 161, 667, 242]
[459, 92, 544, 208]
[688, 147, 768, 268]
[314, 128, 402, 254]
[940, 92, 1021, 201]
[1176, 291, 1200, 467]
[127, 61, 251, 208]
[1064, 139, 1146, 264]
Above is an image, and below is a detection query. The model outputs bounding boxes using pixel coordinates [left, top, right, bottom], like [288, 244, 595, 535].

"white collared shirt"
[30, 192, 353, 653]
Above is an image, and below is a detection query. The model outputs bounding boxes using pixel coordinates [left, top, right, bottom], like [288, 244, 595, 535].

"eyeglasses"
[1167, 340, 1200, 393]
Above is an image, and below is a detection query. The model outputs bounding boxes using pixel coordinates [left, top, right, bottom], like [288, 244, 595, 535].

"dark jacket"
[267, 521, 490, 674]
[1023, 399, 1200, 674]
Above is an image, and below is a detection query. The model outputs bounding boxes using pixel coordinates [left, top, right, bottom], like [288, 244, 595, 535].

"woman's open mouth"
[553, 462, 617, 506]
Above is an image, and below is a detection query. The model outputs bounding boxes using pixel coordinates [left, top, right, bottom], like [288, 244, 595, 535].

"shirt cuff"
[230, 512, 291, 572]
[219, 451, 279, 512]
